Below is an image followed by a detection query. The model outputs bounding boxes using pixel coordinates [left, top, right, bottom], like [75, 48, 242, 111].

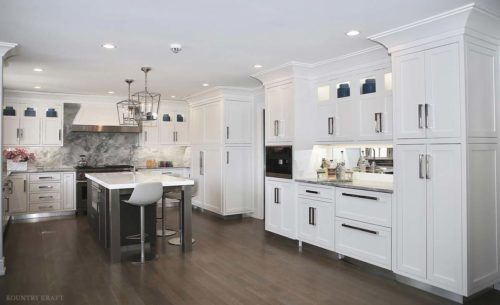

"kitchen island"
[85, 171, 194, 263]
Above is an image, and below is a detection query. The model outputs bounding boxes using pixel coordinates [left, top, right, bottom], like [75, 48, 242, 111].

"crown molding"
[0, 42, 18, 59]
[369, 3, 500, 53]
[184, 86, 256, 104]
[310, 45, 385, 68]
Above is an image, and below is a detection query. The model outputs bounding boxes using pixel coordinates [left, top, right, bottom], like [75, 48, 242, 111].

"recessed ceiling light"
[34, 86, 41, 89]
[33, 68, 43, 72]
[346, 30, 360, 37]
[254, 64, 263, 68]
[171, 95, 176, 98]
[102, 43, 116, 49]
[202, 83, 209, 87]
[108, 91, 114, 94]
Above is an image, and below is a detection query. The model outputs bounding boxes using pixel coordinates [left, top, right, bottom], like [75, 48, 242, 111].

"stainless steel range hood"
[71, 103, 141, 133]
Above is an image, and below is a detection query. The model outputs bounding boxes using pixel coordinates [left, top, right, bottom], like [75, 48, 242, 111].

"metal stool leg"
[156, 194, 176, 237]
[168, 197, 195, 246]
[130, 205, 156, 263]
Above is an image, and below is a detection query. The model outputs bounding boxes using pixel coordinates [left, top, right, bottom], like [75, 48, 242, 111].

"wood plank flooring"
[1, 209, 499, 305]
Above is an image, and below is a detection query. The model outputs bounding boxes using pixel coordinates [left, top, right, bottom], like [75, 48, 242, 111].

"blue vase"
[3, 106, 16, 116]
[24, 107, 36, 117]
[362, 79, 376, 94]
[337, 83, 350, 98]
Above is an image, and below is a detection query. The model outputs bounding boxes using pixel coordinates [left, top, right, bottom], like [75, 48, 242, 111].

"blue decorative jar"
[362, 79, 376, 94]
[24, 107, 36, 117]
[337, 83, 350, 98]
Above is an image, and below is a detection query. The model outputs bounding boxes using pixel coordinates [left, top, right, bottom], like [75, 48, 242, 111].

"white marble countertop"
[86, 171, 194, 189]
[295, 177, 393, 193]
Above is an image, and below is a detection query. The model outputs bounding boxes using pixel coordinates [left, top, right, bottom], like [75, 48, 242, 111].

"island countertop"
[85, 171, 194, 189]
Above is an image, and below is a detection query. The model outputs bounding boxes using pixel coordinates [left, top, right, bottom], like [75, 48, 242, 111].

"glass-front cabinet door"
[174, 112, 189, 145]
[159, 112, 175, 144]
[2, 104, 21, 145]
[19, 105, 41, 145]
[41, 105, 63, 145]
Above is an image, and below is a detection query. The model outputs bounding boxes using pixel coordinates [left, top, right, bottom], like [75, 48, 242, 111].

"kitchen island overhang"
[85, 171, 194, 263]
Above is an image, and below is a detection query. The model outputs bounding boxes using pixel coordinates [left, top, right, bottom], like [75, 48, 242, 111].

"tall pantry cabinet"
[188, 88, 255, 216]
[371, 4, 500, 297]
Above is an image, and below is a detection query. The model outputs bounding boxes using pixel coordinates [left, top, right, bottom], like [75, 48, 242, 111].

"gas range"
[75, 165, 134, 181]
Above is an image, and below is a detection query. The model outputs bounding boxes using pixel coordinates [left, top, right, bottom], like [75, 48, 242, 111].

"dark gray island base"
[86, 173, 193, 263]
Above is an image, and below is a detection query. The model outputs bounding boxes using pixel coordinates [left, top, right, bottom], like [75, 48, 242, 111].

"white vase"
[7, 160, 28, 171]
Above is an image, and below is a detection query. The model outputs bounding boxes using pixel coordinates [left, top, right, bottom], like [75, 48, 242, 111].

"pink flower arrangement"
[3, 148, 36, 162]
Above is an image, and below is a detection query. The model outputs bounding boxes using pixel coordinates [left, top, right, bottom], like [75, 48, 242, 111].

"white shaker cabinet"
[395, 144, 463, 291]
[62, 172, 76, 210]
[140, 123, 159, 146]
[266, 82, 294, 144]
[41, 106, 63, 146]
[394, 43, 460, 140]
[224, 146, 254, 214]
[159, 112, 189, 145]
[315, 103, 337, 142]
[265, 178, 296, 239]
[297, 197, 334, 250]
[224, 100, 253, 145]
[4, 174, 28, 214]
[3, 103, 21, 145]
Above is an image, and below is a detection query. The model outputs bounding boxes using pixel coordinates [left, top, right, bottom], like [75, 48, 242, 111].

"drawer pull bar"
[341, 223, 378, 235]
[38, 177, 54, 180]
[38, 186, 54, 189]
[39, 206, 54, 209]
[305, 190, 319, 194]
[341, 193, 378, 201]
[39, 196, 54, 199]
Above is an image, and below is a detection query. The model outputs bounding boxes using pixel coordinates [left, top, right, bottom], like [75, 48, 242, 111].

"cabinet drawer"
[30, 173, 61, 182]
[336, 188, 392, 227]
[29, 182, 61, 193]
[29, 192, 60, 204]
[29, 201, 61, 212]
[297, 184, 335, 202]
[335, 217, 391, 270]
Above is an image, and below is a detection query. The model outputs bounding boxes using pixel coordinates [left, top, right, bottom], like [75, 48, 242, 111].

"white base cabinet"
[265, 178, 296, 239]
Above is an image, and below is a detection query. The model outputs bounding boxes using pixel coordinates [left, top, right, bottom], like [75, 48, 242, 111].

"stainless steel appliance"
[265, 146, 293, 179]
[75, 165, 133, 214]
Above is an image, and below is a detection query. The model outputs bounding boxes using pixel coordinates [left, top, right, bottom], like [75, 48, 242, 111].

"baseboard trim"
[10, 210, 76, 222]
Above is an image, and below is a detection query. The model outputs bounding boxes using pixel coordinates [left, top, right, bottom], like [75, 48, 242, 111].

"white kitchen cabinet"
[315, 103, 336, 142]
[204, 101, 223, 145]
[141, 122, 159, 146]
[224, 100, 253, 145]
[265, 178, 296, 239]
[224, 146, 253, 214]
[393, 43, 460, 140]
[394, 144, 462, 291]
[2, 104, 21, 145]
[334, 97, 358, 142]
[41, 106, 63, 145]
[297, 197, 334, 250]
[203, 147, 223, 214]
[191, 147, 204, 208]
[159, 111, 189, 145]
[358, 94, 393, 141]
[5, 174, 28, 214]
[19, 114, 41, 145]
[62, 172, 76, 210]
[190, 106, 204, 145]
[266, 82, 294, 144]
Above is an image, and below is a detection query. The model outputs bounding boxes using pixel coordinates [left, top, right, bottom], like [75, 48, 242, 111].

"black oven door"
[266, 146, 293, 179]
[76, 180, 87, 213]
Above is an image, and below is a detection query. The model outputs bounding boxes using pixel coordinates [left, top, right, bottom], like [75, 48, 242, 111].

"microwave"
[266, 146, 293, 179]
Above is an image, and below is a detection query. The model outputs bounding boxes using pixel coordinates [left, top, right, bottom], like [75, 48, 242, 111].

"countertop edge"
[86, 173, 194, 190]
[295, 178, 393, 194]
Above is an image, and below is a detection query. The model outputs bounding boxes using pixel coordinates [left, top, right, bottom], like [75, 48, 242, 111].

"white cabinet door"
[224, 147, 253, 214]
[395, 144, 427, 279]
[298, 198, 316, 243]
[6, 174, 28, 214]
[315, 103, 336, 142]
[265, 180, 282, 234]
[19, 114, 41, 146]
[225, 100, 252, 145]
[159, 112, 175, 144]
[203, 147, 222, 213]
[3, 104, 20, 145]
[190, 106, 204, 145]
[394, 52, 426, 139]
[204, 101, 223, 145]
[425, 43, 461, 139]
[426, 144, 462, 291]
[279, 181, 296, 238]
[141, 124, 159, 146]
[42, 118, 62, 145]
[174, 112, 189, 145]
[359, 95, 392, 140]
[62, 173, 75, 210]
[266, 86, 283, 143]
[334, 98, 358, 142]
[191, 147, 204, 208]
[278, 83, 294, 143]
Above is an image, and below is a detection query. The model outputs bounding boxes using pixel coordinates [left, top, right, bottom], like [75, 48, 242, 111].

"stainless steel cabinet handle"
[199, 151, 204, 175]
[424, 104, 430, 129]
[375, 112, 383, 133]
[16, 128, 20, 139]
[38, 186, 54, 189]
[59, 129, 62, 141]
[145, 131, 148, 142]
[426, 154, 431, 180]
[173, 131, 176, 142]
[419, 154, 425, 179]
[39, 196, 54, 199]
[39, 176, 53, 179]
[273, 120, 278, 136]
[308, 207, 312, 225]
[328, 117, 334, 135]
[418, 104, 423, 129]
[24, 180, 27, 192]
[226, 151, 229, 164]
[275, 188, 280, 204]
[341, 193, 378, 201]
[226, 126, 229, 140]
[341, 223, 378, 235]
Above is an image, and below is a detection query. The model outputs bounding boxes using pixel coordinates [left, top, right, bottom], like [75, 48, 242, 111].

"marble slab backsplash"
[4, 103, 190, 169]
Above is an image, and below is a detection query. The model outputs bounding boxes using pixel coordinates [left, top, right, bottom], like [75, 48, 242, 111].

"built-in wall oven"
[265, 146, 293, 179]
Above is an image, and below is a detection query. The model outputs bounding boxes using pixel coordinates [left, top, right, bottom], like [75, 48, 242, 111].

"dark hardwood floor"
[1, 209, 500, 305]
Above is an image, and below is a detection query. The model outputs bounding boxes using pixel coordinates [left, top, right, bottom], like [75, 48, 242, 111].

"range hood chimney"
[71, 103, 141, 133]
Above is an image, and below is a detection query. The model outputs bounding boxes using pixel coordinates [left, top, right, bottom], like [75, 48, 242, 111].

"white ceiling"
[1, 0, 498, 99]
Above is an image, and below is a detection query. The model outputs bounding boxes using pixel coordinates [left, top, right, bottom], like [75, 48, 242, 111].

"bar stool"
[124, 182, 163, 263]
[167, 190, 195, 246]
[156, 193, 177, 237]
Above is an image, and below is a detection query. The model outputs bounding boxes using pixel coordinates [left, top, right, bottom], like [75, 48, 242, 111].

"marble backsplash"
[5, 103, 190, 169]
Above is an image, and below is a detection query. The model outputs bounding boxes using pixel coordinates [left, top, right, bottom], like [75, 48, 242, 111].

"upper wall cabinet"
[3, 103, 63, 146]
[140, 102, 190, 147]
[393, 43, 460, 140]
[266, 82, 294, 144]
[314, 67, 392, 143]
